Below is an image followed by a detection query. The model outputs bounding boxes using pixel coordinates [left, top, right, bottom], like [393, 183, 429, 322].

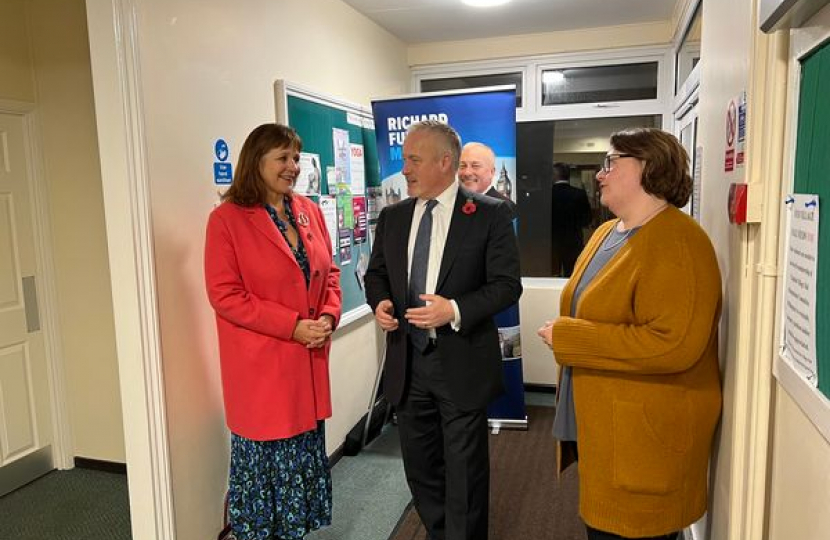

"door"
[0, 112, 54, 496]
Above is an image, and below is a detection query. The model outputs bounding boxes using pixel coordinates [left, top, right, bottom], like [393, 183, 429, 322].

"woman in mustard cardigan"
[538, 128, 722, 540]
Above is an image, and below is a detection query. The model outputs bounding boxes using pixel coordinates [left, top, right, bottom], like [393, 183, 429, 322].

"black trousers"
[586, 526, 681, 540]
[396, 342, 490, 540]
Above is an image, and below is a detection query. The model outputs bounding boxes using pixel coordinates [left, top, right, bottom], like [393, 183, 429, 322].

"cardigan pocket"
[612, 400, 686, 495]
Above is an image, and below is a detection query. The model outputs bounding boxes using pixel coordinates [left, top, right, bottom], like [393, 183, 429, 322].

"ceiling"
[340, 0, 680, 44]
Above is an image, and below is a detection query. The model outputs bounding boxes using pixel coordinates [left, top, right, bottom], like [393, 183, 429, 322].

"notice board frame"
[774, 12, 830, 444]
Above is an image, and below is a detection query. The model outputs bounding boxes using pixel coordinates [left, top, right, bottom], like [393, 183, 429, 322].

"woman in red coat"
[205, 123, 341, 540]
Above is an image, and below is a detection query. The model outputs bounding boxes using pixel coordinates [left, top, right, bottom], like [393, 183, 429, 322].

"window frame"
[411, 45, 673, 125]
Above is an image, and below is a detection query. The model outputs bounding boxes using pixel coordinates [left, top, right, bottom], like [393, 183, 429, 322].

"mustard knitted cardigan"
[552, 206, 722, 538]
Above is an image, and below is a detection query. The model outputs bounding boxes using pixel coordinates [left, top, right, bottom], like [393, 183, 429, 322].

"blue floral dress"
[226, 199, 331, 540]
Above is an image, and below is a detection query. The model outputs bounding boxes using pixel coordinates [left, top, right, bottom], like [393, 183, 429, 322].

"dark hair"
[222, 123, 302, 206]
[609, 127, 692, 207]
[407, 120, 462, 170]
[552, 162, 570, 182]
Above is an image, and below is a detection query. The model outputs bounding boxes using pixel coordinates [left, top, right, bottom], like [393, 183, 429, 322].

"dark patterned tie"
[408, 199, 438, 352]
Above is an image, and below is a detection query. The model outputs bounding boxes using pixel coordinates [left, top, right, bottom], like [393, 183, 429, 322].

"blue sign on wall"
[214, 138, 233, 185]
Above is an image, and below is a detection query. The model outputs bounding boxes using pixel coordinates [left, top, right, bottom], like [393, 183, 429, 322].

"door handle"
[22, 276, 40, 332]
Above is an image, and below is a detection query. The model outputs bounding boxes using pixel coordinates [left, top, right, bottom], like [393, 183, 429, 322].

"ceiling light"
[543, 71, 566, 85]
[462, 0, 511, 7]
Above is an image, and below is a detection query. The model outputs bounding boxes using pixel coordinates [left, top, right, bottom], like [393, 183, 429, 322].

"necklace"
[602, 203, 668, 252]
[600, 227, 635, 251]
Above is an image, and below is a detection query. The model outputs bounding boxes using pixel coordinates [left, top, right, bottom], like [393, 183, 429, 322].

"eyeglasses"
[601, 153, 634, 173]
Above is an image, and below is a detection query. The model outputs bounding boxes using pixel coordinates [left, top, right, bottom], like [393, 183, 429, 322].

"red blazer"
[205, 196, 341, 441]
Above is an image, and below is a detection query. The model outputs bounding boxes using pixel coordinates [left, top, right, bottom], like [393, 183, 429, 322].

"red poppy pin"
[462, 198, 477, 215]
[297, 212, 310, 227]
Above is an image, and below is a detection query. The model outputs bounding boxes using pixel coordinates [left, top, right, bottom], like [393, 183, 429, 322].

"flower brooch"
[462, 198, 477, 215]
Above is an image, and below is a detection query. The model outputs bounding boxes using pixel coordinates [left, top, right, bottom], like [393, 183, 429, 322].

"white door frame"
[0, 98, 73, 471]
[85, 2, 176, 539]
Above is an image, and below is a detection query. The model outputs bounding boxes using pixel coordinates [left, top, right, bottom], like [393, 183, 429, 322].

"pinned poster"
[338, 229, 352, 265]
[296, 153, 322, 196]
[332, 127, 351, 192]
[349, 143, 366, 195]
[319, 196, 337, 256]
[780, 194, 820, 387]
[353, 197, 367, 244]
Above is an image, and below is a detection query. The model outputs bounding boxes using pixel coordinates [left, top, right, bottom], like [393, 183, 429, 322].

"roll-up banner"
[371, 87, 527, 428]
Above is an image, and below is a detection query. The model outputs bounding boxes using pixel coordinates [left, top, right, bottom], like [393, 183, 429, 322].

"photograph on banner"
[780, 193, 820, 387]
[498, 326, 522, 360]
[353, 197, 367, 244]
[349, 143, 366, 195]
[296, 152, 322, 196]
[319, 196, 337, 256]
[371, 87, 516, 205]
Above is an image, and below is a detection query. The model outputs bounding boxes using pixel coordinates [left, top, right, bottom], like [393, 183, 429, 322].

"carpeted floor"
[0, 468, 131, 540]
[388, 405, 587, 540]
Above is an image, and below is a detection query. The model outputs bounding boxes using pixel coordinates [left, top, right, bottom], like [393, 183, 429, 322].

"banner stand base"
[488, 417, 528, 434]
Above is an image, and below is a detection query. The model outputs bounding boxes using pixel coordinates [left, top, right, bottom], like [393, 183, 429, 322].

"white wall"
[408, 21, 672, 66]
[0, 0, 35, 102]
[123, 0, 409, 537]
[0, 0, 124, 463]
[768, 389, 830, 538]
[697, 0, 755, 537]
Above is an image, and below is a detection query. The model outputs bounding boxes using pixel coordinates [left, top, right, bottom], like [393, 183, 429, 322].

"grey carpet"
[0, 468, 131, 540]
[309, 423, 411, 540]
[388, 405, 587, 540]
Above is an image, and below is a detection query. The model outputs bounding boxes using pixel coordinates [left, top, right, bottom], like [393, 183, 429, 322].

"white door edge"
[86, 1, 176, 539]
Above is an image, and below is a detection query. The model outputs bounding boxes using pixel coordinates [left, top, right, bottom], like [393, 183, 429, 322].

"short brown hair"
[222, 123, 302, 206]
[609, 128, 692, 207]
[407, 120, 461, 170]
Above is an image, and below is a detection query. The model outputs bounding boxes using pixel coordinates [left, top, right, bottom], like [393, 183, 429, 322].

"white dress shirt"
[407, 183, 462, 333]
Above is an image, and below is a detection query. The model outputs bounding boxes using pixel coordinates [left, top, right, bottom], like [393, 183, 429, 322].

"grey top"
[552, 224, 639, 442]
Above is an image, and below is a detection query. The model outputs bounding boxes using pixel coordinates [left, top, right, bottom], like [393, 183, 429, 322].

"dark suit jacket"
[551, 181, 591, 244]
[485, 186, 518, 220]
[365, 187, 522, 411]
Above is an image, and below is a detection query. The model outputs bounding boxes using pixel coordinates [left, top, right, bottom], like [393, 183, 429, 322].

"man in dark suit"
[458, 141, 517, 218]
[365, 121, 522, 540]
[550, 162, 592, 277]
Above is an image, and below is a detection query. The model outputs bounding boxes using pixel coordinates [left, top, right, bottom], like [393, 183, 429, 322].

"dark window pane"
[541, 62, 658, 106]
[421, 72, 523, 108]
[516, 115, 662, 278]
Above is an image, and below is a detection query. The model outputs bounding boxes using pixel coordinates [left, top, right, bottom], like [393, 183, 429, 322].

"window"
[675, 4, 702, 94]
[516, 115, 662, 277]
[541, 62, 659, 106]
[420, 72, 523, 107]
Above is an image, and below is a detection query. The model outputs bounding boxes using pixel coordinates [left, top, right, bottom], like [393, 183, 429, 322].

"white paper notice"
[319, 196, 338, 256]
[781, 193, 820, 387]
[296, 152, 322, 196]
[349, 143, 365, 195]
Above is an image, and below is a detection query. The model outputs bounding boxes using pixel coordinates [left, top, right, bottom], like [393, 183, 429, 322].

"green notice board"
[275, 81, 381, 326]
[793, 40, 830, 399]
